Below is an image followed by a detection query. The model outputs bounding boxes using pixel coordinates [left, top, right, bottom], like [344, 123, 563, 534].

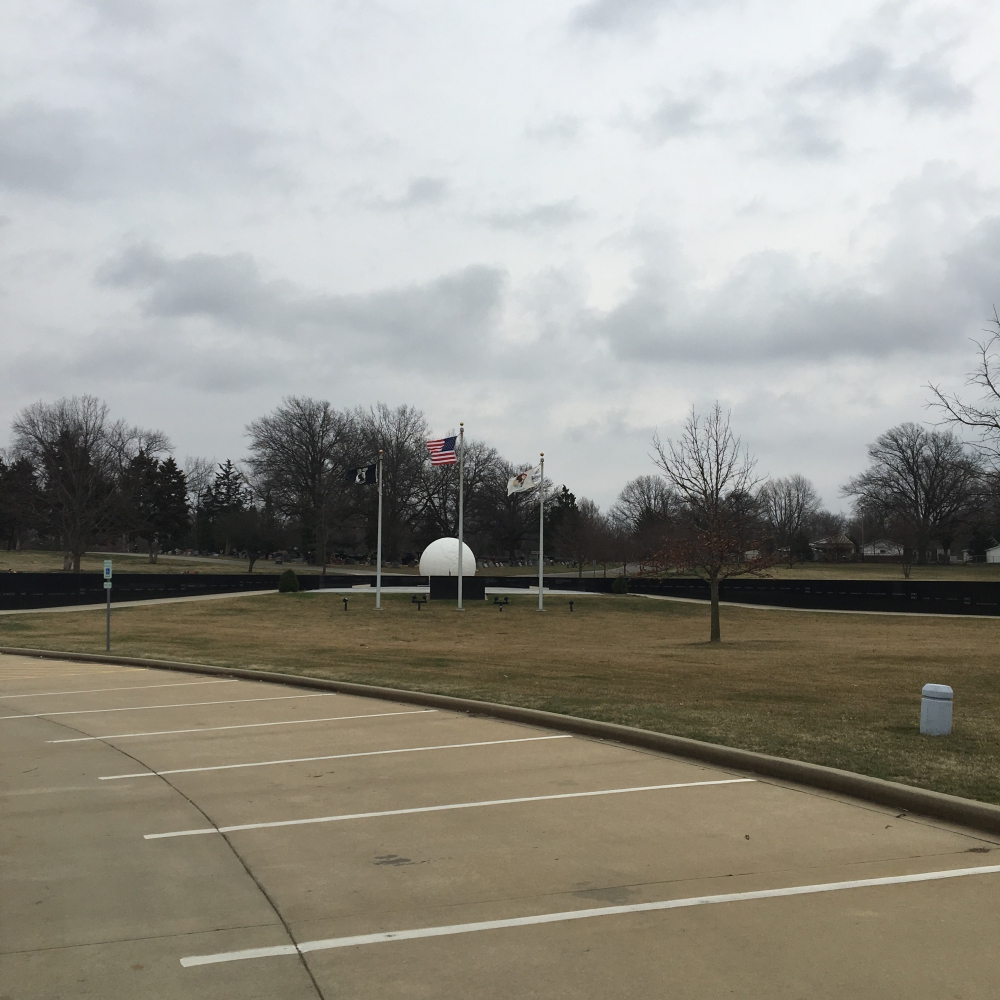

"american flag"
[426, 435, 458, 466]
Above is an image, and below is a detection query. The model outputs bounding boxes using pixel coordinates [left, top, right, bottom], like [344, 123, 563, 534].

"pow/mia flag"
[347, 464, 377, 485]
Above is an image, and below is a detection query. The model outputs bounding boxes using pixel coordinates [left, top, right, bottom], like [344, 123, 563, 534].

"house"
[810, 534, 856, 562]
[862, 539, 903, 557]
[987, 545, 1000, 564]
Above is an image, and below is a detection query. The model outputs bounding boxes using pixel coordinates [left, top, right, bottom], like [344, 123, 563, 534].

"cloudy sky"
[2, 0, 998, 509]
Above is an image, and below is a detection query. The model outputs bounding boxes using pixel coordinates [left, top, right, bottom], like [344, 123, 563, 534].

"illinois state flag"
[507, 464, 541, 496]
[426, 436, 458, 466]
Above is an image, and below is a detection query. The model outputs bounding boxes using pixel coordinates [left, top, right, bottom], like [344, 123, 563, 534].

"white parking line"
[0, 692, 334, 720]
[99, 735, 572, 780]
[1, 679, 236, 700]
[180, 864, 1000, 966]
[146, 778, 755, 839]
[49, 709, 436, 742]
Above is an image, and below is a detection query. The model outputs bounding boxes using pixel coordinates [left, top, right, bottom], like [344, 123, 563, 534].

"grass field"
[0, 550, 580, 577]
[3, 548, 999, 582]
[2, 591, 998, 805]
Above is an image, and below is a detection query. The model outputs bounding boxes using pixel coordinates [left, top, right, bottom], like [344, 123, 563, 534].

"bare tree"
[928, 307, 1000, 462]
[554, 496, 605, 577]
[182, 456, 216, 506]
[758, 474, 820, 567]
[609, 475, 677, 571]
[353, 403, 428, 562]
[652, 404, 766, 642]
[11, 396, 169, 571]
[841, 423, 980, 564]
[246, 397, 352, 578]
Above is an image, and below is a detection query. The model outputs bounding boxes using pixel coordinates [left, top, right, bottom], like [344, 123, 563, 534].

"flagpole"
[457, 423, 465, 612]
[538, 452, 544, 612]
[375, 450, 383, 611]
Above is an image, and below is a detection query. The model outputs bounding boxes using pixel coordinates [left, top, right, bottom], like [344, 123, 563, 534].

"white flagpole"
[538, 452, 544, 612]
[457, 423, 465, 611]
[375, 450, 383, 611]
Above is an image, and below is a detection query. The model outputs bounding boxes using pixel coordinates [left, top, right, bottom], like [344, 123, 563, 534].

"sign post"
[375, 450, 384, 611]
[103, 560, 112, 651]
[538, 453, 544, 612]
[457, 423, 465, 612]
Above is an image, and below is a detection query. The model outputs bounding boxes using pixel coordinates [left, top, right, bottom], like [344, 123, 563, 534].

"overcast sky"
[2, 0, 998, 509]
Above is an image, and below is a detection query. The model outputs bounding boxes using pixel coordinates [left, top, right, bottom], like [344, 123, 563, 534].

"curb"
[3, 645, 1000, 838]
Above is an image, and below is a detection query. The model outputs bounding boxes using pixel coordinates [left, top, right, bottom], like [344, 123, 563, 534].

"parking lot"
[3, 651, 1000, 998]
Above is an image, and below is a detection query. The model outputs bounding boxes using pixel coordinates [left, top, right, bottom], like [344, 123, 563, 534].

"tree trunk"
[709, 573, 721, 643]
[63, 551, 72, 571]
[72, 550, 83, 573]
[248, 553, 257, 573]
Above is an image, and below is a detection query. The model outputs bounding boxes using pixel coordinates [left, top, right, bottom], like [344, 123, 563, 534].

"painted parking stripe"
[1, 679, 236, 700]
[0, 692, 334, 720]
[180, 864, 1000, 967]
[48, 709, 436, 743]
[99, 735, 572, 780]
[146, 778, 755, 839]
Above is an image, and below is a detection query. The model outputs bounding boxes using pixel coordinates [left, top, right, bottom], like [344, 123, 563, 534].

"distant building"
[810, 534, 856, 562]
[987, 545, 1000, 564]
[862, 539, 904, 558]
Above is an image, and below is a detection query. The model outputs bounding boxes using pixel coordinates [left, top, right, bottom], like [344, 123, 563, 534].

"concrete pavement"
[2, 652, 999, 998]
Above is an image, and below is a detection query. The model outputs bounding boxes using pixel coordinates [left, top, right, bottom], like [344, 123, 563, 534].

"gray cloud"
[570, 0, 725, 34]
[0, 104, 94, 195]
[642, 95, 707, 142]
[895, 56, 973, 112]
[369, 176, 450, 211]
[525, 116, 583, 144]
[484, 200, 585, 232]
[96, 244, 506, 369]
[791, 45, 973, 115]
[589, 200, 1000, 366]
[768, 113, 843, 160]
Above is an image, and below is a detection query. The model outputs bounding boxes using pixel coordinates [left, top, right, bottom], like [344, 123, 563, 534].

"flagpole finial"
[540, 452, 544, 457]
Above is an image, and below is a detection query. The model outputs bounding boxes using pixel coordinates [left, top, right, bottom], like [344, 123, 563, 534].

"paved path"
[2, 653, 999, 998]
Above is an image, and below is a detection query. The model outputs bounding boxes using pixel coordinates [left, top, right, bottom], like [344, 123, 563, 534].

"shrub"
[278, 569, 300, 593]
[611, 575, 628, 595]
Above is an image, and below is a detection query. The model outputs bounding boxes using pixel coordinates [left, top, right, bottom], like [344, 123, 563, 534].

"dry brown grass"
[2, 591, 998, 804]
[0, 550, 584, 577]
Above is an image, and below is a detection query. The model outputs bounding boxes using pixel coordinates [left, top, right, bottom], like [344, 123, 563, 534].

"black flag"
[347, 464, 377, 485]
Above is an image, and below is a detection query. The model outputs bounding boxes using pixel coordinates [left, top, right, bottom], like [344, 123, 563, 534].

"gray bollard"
[920, 683, 953, 736]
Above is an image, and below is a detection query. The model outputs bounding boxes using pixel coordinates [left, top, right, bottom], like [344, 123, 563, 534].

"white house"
[987, 545, 1000, 564]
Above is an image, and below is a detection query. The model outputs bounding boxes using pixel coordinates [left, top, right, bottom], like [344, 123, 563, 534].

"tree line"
[4, 337, 1000, 586]
[0, 396, 585, 573]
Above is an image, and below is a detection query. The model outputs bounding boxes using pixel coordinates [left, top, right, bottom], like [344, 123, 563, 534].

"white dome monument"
[419, 537, 476, 577]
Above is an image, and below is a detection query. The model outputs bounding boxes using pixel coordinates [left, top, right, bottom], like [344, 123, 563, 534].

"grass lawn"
[0, 550, 585, 577]
[2, 591, 998, 805]
[4, 548, 999, 583]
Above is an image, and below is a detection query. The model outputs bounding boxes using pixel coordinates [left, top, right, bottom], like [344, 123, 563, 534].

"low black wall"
[0, 571, 416, 611]
[627, 576, 1000, 616]
[480, 574, 1000, 615]
[2, 570, 995, 617]
[428, 577, 487, 601]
